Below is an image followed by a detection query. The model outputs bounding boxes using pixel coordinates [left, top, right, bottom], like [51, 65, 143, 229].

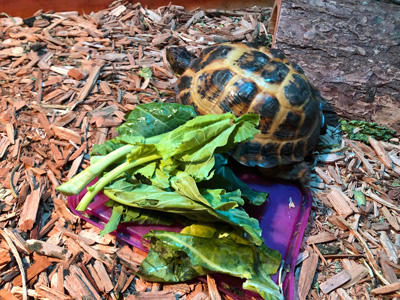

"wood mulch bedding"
[0, 1, 399, 299]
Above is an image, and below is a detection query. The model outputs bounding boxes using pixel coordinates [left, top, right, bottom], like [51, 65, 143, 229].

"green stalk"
[76, 153, 161, 211]
[56, 144, 136, 196]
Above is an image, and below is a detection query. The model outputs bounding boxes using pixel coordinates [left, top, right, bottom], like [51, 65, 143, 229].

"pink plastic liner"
[68, 166, 312, 299]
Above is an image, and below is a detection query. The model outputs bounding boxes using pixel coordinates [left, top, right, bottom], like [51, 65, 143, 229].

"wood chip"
[326, 189, 354, 218]
[52, 126, 82, 145]
[76, 63, 104, 103]
[12, 255, 52, 287]
[18, 189, 41, 232]
[207, 275, 222, 300]
[379, 231, 399, 264]
[298, 253, 319, 300]
[319, 270, 351, 294]
[26, 239, 72, 260]
[369, 137, 393, 169]
[371, 282, 400, 295]
[341, 264, 369, 289]
[306, 231, 337, 244]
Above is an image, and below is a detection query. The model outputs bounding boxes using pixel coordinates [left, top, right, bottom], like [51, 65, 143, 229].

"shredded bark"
[0, 1, 399, 300]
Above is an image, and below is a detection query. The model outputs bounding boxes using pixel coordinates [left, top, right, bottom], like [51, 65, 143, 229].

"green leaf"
[243, 277, 283, 300]
[122, 208, 175, 226]
[201, 188, 243, 210]
[211, 208, 263, 245]
[103, 184, 209, 214]
[180, 223, 251, 245]
[205, 154, 268, 206]
[353, 190, 366, 206]
[157, 114, 235, 160]
[138, 67, 153, 79]
[100, 205, 123, 236]
[104, 180, 263, 244]
[170, 172, 214, 208]
[104, 200, 175, 225]
[117, 102, 197, 141]
[138, 238, 209, 282]
[91, 139, 125, 156]
[139, 230, 283, 300]
[339, 119, 395, 144]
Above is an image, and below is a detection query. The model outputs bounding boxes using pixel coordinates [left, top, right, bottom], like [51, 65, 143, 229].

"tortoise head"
[166, 46, 197, 76]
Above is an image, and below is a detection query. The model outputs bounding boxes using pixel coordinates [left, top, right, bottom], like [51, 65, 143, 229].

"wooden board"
[269, 0, 400, 132]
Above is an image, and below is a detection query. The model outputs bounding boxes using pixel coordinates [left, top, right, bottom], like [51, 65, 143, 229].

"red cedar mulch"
[0, 1, 399, 299]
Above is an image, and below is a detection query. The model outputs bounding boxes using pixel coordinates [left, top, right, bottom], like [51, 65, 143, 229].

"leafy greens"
[57, 102, 283, 300]
[339, 118, 396, 144]
[140, 225, 283, 300]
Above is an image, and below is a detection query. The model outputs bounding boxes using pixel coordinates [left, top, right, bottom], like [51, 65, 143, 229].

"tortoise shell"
[175, 43, 323, 168]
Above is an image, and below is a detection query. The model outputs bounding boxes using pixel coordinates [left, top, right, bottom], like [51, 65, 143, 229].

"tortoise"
[166, 42, 325, 180]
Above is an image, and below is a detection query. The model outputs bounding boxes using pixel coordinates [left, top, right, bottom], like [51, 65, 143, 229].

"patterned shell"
[175, 43, 323, 168]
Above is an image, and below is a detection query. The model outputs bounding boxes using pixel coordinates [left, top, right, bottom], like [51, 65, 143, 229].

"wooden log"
[269, 0, 400, 132]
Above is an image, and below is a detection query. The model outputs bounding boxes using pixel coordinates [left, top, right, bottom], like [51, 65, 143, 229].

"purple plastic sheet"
[68, 167, 312, 300]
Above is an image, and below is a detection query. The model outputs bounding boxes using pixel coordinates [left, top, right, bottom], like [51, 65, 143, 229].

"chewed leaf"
[138, 230, 283, 300]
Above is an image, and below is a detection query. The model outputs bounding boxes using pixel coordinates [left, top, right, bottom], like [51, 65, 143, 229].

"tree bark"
[269, 0, 400, 132]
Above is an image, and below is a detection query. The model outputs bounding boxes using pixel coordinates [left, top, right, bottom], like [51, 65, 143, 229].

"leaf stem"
[76, 153, 161, 211]
[57, 144, 136, 195]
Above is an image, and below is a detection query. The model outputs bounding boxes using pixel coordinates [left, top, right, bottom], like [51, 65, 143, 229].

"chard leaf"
[139, 230, 283, 300]
[104, 184, 209, 213]
[104, 178, 137, 191]
[122, 207, 175, 225]
[117, 102, 197, 141]
[243, 277, 283, 300]
[104, 200, 175, 226]
[139, 239, 209, 282]
[201, 189, 243, 210]
[218, 113, 260, 154]
[211, 208, 263, 245]
[91, 139, 125, 156]
[126, 144, 159, 164]
[157, 115, 234, 160]
[170, 172, 213, 208]
[100, 205, 123, 236]
[133, 161, 157, 180]
[151, 169, 171, 189]
[180, 223, 250, 245]
[104, 183, 263, 244]
[208, 154, 268, 206]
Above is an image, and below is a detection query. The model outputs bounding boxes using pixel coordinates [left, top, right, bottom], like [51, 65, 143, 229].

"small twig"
[0, 12, 18, 24]
[0, 228, 28, 300]
[10, 163, 21, 198]
[338, 216, 389, 285]
[311, 243, 328, 266]
[365, 189, 400, 212]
